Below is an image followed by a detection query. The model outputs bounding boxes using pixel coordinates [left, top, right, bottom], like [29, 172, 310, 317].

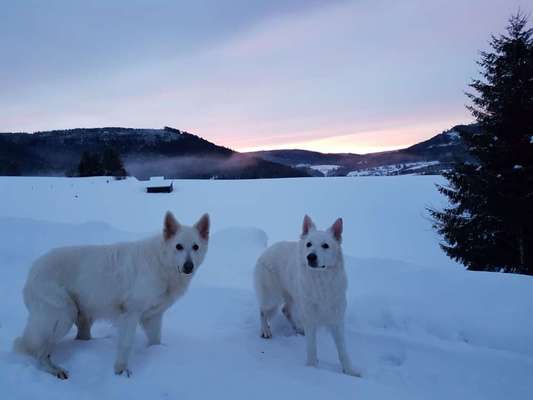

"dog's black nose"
[307, 253, 317, 263]
[182, 261, 194, 274]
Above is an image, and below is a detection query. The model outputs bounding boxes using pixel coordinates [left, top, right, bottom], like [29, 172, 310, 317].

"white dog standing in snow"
[14, 211, 210, 379]
[254, 215, 359, 376]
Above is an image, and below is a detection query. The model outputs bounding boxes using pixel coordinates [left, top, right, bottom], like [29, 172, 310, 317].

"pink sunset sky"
[0, 0, 528, 154]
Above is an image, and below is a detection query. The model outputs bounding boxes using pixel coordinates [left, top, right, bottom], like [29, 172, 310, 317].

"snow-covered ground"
[0, 176, 531, 399]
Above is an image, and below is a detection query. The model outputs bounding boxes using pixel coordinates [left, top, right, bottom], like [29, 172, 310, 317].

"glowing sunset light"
[222, 116, 470, 154]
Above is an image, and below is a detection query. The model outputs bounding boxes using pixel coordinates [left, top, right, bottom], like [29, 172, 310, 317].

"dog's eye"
[306, 242, 312, 248]
[192, 244, 199, 251]
[322, 243, 329, 249]
[176, 244, 184, 251]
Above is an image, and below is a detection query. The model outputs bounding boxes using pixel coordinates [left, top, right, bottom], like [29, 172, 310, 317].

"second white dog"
[14, 211, 210, 379]
[254, 215, 359, 376]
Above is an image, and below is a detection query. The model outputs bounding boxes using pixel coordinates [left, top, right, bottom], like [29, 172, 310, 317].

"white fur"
[254, 215, 360, 376]
[14, 212, 210, 379]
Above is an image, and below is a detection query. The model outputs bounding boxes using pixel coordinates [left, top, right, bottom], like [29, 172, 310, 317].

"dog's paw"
[43, 357, 69, 380]
[115, 368, 132, 378]
[55, 368, 69, 380]
[114, 363, 132, 377]
[260, 327, 272, 339]
[342, 366, 362, 377]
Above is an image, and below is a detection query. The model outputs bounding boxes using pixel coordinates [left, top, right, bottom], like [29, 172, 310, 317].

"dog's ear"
[329, 217, 343, 242]
[301, 215, 316, 237]
[163, 211, 180, 240]
[195, 213, 210, 241]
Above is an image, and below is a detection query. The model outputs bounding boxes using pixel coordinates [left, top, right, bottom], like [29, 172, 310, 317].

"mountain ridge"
[0, 124, 477, 178]
[0, 126, 308, 179]
[247, 124, 478, 176]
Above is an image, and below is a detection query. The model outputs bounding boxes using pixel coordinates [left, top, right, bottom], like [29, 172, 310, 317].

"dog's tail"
[13, 337, 27, 354]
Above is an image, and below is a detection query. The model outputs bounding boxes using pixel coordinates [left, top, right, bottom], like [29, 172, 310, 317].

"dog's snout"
[182, 260, 194, 274]
[307, 253, 317, 263]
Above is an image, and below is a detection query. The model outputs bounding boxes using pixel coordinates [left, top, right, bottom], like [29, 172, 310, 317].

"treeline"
[72, 147, 128, 178]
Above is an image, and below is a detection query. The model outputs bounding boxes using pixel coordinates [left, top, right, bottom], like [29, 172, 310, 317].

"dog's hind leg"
[71, 294, 92, 340]
[254, 259, 282, 339]
[20, 310, 74, 379]
[75, 311, 93, 341]
[281, 300, 304, 335]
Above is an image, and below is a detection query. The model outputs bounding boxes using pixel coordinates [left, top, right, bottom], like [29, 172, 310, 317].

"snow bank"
[347, 256, 533, 357]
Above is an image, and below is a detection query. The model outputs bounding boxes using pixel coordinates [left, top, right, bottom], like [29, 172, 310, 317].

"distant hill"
[248, 124, 479, 176]
[0, 127, 309, 179]
[0, 124, 479, 179]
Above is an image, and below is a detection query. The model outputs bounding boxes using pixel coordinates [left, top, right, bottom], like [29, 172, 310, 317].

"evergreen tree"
[430, 13, 533, 275]
[102, 147, 127, 177]
[77, 151, 105, 177]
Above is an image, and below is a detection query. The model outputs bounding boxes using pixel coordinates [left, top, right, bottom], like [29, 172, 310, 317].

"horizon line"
[1, 120, 467, 155]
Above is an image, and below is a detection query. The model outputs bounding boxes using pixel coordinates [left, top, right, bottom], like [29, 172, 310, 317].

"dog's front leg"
[141, 312, 163, 346]
[114, 312, 139, 377]
[330, 323, 360, 377]
[304, 324, 318, 367]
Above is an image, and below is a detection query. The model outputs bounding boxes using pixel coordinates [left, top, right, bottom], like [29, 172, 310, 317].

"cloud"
[0, 0, 527, 153]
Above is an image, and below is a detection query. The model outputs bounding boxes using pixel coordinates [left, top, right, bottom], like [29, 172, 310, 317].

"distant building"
[146, 177, 173, 193]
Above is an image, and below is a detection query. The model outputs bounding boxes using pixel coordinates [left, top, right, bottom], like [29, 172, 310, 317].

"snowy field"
[0, 176, 532, 399]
